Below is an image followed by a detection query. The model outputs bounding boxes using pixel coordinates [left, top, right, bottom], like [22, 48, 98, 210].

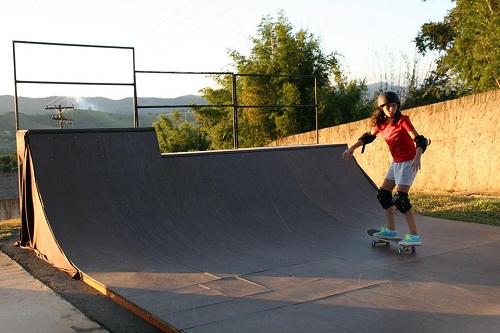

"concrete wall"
[0, 174, 19, 220]
[0, 198, 19, 220]
[0, 173, 18, 200]
[272, 90, 500, 195]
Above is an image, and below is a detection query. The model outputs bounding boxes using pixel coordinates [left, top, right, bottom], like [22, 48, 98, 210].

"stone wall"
[271, 90, 500, 195]
[0, 198, 19, 220]
[0, 173, 18, 200]
[0, 173, 19, 220]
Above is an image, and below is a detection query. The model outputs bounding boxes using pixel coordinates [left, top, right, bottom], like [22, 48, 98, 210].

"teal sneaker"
[373, 227, 399, 240]
[398, 234, 422, 246]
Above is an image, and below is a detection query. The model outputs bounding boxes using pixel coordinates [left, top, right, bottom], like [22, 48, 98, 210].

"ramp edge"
[79, 272, 180, 333]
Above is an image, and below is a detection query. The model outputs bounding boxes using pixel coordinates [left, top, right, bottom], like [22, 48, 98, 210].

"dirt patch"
[0, 231, 163, 333]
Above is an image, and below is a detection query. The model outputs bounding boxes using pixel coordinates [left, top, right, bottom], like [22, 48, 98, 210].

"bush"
[0, 153, 17, 173]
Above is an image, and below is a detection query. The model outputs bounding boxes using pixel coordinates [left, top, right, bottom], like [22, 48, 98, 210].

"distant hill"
[0, 94, 206, 154]
[0, 95, 207, 115]
[0, 111, 168, 154]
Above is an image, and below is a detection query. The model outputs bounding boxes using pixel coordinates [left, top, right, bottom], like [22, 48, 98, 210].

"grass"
[412, 193, 500, 226]
[0, 219, 20, 240]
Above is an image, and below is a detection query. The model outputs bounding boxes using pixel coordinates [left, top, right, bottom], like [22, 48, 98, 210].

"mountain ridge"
[0, 95, 207, 115]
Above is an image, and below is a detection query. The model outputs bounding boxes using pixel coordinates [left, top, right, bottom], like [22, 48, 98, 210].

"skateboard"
[367, 229, 419, 255]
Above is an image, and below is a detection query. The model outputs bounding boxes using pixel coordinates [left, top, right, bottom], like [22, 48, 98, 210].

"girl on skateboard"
[342, 91, 429, 246]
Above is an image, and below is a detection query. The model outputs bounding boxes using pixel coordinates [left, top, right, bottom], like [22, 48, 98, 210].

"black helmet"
[377, 91, 400, 108]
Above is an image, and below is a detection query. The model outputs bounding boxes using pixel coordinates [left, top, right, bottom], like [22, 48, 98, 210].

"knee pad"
[393, 191, 412, 214]
[377, 188, 394, 209]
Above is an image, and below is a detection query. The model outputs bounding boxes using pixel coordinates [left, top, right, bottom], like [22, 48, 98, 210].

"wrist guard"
[415, 135, 430, 153]
[358, 132, 376, 153]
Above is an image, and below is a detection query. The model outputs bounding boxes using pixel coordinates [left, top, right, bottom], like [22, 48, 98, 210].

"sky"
[0, 0, 455, 100]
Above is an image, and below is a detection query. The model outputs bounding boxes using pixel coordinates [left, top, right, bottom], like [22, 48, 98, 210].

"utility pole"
[45, 104, 74, 129]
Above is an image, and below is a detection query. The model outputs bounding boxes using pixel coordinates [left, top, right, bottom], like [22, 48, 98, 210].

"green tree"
[0, 153, 17, 173]
[321, 66, 373, 126]
[414, 0, 499, 95]
[195, 75, 235, 150]
[233, 15, 336, 141]
[153, 112, 210, 153]
[196, 13, 371, 148]
[402, 70, 460, 109]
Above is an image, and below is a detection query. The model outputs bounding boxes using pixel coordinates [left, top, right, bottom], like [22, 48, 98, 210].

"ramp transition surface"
[18, 128, 500, 332]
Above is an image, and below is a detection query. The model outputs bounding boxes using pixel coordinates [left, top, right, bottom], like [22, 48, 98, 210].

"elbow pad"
[358, 132, 376, 144]
[358, 132, 376, 153]
[415, 135, 430, 153]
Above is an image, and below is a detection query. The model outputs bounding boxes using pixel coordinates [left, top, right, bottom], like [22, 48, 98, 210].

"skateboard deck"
[367, 229, 419, 255]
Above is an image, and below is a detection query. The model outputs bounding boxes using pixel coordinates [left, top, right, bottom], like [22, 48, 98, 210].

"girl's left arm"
[408, 128, 423, 171]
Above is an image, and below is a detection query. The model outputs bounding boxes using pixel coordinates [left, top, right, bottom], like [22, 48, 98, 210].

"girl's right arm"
[342, 128, 378, 160]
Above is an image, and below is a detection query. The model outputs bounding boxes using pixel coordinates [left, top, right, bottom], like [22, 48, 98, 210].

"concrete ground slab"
[0, 251, 107, 333]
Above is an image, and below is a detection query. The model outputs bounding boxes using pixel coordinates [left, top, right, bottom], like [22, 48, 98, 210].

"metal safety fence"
[13, 41, 318, 148]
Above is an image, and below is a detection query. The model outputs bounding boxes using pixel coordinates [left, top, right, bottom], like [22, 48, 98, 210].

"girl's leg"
[381, 179, 396, 230]
[396, 184, 418, 235]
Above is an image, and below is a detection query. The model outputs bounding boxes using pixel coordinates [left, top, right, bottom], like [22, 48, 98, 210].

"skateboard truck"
[371, 239, 416, 255]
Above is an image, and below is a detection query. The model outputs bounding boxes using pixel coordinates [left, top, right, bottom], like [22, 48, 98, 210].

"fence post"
[132, 48, 139, 128]
[12, 41, 19, 130]
[314, 76, 319, 144]
[232, 73, 239, 149]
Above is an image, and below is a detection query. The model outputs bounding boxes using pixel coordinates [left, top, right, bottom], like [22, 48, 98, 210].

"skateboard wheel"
[411, 247, 416, 254]
[372, 240, 376, 247]
[397, 248, 402, 255]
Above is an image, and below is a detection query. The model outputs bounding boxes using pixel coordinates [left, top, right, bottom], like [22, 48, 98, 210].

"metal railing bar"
[16, 80, 134, 86]
[235, 73, 314, 78]
[238, 104, 315, 108]
[137, 104, 315, 109]
[136, 70, 232, 75]
[137, 104, 232, 109]
[13, 40, 133, 50]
